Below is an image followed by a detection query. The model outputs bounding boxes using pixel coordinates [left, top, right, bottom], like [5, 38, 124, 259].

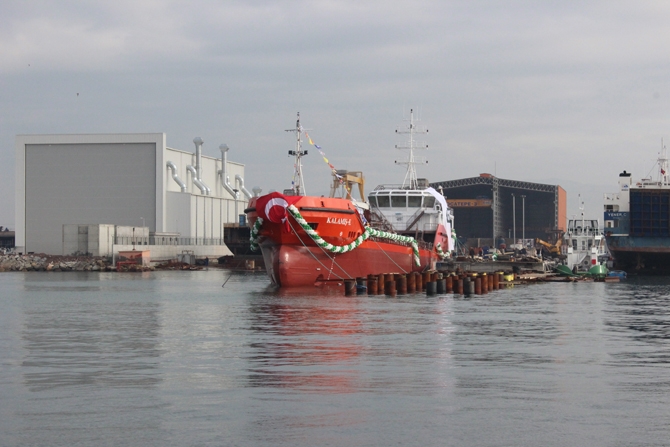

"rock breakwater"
[0, 254, 113, 272]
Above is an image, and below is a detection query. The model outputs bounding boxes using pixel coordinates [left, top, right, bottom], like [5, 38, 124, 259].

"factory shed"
[431, 174, 566, 245]
[15, 133, 249, 259]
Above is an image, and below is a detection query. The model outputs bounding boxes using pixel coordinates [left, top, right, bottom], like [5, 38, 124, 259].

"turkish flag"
[255, 192, 302, 224]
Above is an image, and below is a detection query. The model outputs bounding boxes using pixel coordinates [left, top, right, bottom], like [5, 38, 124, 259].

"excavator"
[535, 238, 566, 259]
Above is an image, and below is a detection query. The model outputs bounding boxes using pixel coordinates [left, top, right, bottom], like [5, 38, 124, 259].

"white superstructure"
[562, 218, 607, 271]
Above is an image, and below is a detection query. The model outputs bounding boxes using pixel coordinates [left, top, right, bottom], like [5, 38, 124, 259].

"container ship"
[245, 111, 454, 287]
[604, 144, 670, 273]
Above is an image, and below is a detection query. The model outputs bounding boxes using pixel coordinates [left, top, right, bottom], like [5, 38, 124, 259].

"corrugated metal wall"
[25, 143, 156, 254]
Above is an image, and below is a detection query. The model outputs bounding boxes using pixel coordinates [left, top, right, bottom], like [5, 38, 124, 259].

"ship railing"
[603, 193, 620, 202]
[417, 240, 433, 250]
[373, 183, 428, 191]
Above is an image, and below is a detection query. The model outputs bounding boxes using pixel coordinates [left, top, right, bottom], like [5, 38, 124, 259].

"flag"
[255, 192, 301, 225]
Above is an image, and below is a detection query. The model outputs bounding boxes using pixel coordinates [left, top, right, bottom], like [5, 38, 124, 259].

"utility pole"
[512, 194, 516, 244]
[521, 195, 526, 244]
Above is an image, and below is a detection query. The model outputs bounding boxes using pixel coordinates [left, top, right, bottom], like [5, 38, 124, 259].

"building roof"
[432, 174, 563, 193]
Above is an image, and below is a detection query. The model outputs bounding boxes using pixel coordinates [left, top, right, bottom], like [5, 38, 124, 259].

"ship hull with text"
[246, 194, 449, 287]
[604, 145, 670, 273]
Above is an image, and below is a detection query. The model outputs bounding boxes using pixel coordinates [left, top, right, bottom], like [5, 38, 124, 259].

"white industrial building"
[15, 133, 252, 259]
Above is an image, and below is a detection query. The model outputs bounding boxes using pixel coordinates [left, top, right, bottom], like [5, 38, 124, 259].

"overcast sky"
[3, 0, 670, 228]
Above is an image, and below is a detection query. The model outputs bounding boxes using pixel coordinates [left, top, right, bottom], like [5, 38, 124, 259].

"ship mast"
[395, 109, 428, 189]
[659, 138, 669, 187]
[285, 112, 308, 196]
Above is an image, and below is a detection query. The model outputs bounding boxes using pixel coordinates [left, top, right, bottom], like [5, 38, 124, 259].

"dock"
[438, 259, 548, 274]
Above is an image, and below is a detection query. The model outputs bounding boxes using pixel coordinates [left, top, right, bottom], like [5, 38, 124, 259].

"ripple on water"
[1, 272, 670, 446]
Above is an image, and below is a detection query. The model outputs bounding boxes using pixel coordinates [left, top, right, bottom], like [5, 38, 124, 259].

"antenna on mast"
[395, 108, 428, 189]
[659, 138, 668, 186]
[285, 112, 309, 196]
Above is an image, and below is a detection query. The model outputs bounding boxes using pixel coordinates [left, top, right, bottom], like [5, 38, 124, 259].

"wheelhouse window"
[407, 194, 422, 207]
[423, 196, 436, 208]
[391, 194, 407, 207]
[376, 194, 390, 207]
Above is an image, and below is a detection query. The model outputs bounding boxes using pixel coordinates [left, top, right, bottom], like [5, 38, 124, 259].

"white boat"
[561, 198, 608, 272]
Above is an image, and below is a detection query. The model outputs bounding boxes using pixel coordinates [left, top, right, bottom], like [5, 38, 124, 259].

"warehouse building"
[431, 174, 566, 246]
[15, 133, 251, 258]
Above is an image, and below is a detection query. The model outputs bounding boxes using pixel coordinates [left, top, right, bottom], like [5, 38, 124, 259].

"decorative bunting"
[304, 131, 348, 194]
[250, 218, 263, 251]
[250, 202, 420, 267]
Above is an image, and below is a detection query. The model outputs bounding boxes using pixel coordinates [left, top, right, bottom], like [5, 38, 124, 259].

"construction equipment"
[535, 238, 565, 258]
[330, 170, 365, 202]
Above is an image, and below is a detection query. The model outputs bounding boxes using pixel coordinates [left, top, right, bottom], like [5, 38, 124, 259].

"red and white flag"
[255, 192, 301, 229]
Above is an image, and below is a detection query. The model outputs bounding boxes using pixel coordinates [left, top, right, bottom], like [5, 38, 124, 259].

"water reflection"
[605, 279, 670, 365]
[22, 292, 162, 391]
[10, 272, 670, 445]
[245, 286, 457, 396]
[246, 286, 363, 393]
[449, 289, 570, 404]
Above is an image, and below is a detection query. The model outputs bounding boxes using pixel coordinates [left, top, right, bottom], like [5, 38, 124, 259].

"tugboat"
[562, 196, 609, 273]
[554, 196, 609, 279]
[245, 111, 455, 287]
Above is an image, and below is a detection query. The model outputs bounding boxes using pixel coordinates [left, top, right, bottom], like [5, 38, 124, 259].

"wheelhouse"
[368, 189, 437, 210]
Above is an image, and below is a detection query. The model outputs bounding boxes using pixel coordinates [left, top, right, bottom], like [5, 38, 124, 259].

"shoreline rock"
[0, 254, 116, 272]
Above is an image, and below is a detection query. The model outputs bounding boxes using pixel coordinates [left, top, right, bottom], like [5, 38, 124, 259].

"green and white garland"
[435, 230, 458, 259]
[435, 243, 448, 259]
[250, 217, 264, 252]
[250, 205, 420, 266]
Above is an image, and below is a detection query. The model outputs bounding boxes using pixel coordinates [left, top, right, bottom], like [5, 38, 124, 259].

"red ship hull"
[247, 194, 438, 287]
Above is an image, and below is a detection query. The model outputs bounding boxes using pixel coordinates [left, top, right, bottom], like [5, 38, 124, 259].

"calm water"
[1, 271, 670, 446]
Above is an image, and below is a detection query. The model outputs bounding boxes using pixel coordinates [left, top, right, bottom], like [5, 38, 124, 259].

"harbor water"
[2, 271, 670, 446]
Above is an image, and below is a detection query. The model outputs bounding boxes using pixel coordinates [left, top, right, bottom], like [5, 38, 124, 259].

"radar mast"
[285, 112, 308, 195]
[395, 108, 428, 189]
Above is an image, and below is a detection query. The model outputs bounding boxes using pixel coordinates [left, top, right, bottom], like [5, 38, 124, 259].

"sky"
[3, 0, 670, 229]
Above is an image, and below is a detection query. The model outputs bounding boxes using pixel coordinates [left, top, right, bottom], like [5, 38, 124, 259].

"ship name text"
[327, 217, 352, 226]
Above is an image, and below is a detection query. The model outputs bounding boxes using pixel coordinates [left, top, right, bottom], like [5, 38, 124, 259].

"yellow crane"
[329, 170, 366, 202]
